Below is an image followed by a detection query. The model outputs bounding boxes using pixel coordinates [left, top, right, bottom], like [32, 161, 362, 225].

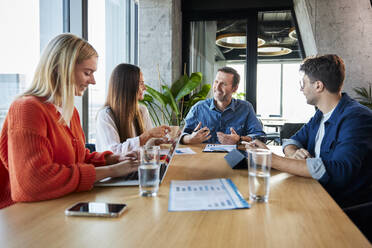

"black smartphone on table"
[65, 202, 127, 218]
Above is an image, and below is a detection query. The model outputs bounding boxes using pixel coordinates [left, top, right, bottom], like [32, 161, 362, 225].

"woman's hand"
[140, 125, 171, 146]
[95, 159, 139, 182]
[105, 151, 139, 165]
[121, 150, 139, 161]
[109, 160, 139, 177]
[147, 125, 171, 138]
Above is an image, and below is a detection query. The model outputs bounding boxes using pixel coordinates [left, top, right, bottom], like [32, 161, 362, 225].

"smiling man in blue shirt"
[250, 54, 372, 207]
[181, 67, 265, 145]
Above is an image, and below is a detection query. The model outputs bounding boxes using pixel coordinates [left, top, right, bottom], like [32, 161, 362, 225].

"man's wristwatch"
[237, 136, 243, 145]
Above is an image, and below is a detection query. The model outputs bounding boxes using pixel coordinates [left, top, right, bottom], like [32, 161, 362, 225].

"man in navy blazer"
[250, 54, 372, 207]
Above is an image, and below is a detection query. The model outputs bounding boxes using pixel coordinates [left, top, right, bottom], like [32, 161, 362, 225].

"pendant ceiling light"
[288, 27, 297, 40]
[216, 33, 265, 49]
[257, 44, 292, 56]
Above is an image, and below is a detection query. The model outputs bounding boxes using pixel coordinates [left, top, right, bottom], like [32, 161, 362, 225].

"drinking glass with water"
[139, 146, 160, 197]
[247, 149, 272, 203]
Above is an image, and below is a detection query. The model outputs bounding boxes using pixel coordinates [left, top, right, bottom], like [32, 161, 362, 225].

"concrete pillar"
[138, 0, 182, 90]
[294, 0, 372, 95]
[293, 0, 317, 56]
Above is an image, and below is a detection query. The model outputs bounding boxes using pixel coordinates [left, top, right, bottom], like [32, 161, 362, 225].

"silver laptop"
[95, 134, 180, 187]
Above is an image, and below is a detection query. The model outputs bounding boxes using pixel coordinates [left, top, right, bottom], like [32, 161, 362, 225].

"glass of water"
[247, 148, 272, 203]
[139, 146, 160, 197]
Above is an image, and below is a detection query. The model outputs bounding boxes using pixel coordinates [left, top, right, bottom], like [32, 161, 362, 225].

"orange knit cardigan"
[0, 96, 112, 209]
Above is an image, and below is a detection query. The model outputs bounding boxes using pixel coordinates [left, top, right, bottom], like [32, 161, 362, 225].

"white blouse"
[95, 105, 154, 153]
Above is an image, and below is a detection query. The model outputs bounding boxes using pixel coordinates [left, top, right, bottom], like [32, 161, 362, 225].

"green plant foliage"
[139, 72, 211, 126]
[233, 92, 246, 100]
[353, 84, 372, 109]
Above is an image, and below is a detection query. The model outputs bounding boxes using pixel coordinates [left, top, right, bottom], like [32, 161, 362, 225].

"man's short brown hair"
[218, 67, 240, 87]
[299, 54, 345, 93]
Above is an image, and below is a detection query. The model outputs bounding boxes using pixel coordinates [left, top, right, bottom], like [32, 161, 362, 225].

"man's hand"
[245, 139, 269, 150]
[183, 122, 211, 144]
[217, 127, 240, 144]
[289, 148, 312, 159]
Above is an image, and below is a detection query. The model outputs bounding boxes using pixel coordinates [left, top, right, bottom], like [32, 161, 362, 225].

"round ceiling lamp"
[257, 44, 292, 56]
[289, 27, 297, 40]
[216, 33, 265, 49]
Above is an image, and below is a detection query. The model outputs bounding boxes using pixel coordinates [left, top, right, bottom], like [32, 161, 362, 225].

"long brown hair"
[105, 63, 145, 142]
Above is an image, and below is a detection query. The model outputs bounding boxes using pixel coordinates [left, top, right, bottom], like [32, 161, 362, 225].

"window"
[0, 0, 63, 128]
[255, 10, 314, 122]
[185, 9, 313, 124]
[256, 64, 282, 117]
[87, 0, 138, 143]
[226, 63, 246, 99]
[282, 63, 314, 122]
[255, 62, 314, 122]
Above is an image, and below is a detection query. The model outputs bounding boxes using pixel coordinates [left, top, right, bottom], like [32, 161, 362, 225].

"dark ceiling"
[182, 0, 293, 13]
[216, 11, 302, 62]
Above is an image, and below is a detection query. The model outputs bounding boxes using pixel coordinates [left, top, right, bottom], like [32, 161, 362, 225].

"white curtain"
[189, 21, 224, 96]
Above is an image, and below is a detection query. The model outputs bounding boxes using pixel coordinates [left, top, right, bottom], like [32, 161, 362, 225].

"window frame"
[182, 5, 305, 112]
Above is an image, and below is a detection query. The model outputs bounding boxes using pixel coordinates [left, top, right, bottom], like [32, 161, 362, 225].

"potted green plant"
[139, 72, 211, 126]
[353, 84, 372, 110]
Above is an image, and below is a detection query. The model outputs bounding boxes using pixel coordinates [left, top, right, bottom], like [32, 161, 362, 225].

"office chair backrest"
[280, 123, 304, 142]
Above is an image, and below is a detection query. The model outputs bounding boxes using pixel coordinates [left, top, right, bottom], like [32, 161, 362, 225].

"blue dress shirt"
[282, 93, 372, 206]
[183, 98, 265, 144]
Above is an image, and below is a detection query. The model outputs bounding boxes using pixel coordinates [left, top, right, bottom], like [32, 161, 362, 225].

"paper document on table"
[168, 178, 250, 211]
[203, 144, 237, 153]
[175, 147, 196, 155]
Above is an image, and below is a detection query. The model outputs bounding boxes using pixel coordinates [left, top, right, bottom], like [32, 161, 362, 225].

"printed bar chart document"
[175, 147, 196, 155]
[168, 178, 250, 211]
[202, 144, 237, 153]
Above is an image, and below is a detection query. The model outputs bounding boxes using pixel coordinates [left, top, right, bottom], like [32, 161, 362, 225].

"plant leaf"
[162, 85, 180, 116]
[187, 97, 206, 107]
[170, 74, 188, 97]
[193, 84, 211, 98]
[353, 84, 372, 110]
[175, 72, 203, 102]
[175, 78, 202, 102]
[141, 94, 153, 102]
[189, 72, 202, 82]
[145, 85, 167, 106]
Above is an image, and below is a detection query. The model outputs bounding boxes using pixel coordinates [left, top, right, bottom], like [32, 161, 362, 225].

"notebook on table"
[94, 132, 181, 187]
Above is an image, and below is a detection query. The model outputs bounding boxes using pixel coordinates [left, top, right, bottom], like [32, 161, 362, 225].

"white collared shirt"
[95, 105, 153, 153]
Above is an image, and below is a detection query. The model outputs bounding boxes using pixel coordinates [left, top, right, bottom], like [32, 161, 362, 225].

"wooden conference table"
[0, 144, 370, 248]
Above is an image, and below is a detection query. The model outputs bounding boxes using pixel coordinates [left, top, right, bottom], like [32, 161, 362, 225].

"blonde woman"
[0, 34, 138, 209]
[96, 63, 170, 153]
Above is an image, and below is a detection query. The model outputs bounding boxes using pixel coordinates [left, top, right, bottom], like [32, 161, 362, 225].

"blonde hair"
[23, 33, 97, 123]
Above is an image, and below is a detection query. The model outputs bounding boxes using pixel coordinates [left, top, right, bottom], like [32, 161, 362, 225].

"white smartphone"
[65, 202, 127, 217]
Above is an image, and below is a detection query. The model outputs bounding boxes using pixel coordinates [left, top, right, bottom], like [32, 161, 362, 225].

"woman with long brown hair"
[96, 63, 170, 153]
